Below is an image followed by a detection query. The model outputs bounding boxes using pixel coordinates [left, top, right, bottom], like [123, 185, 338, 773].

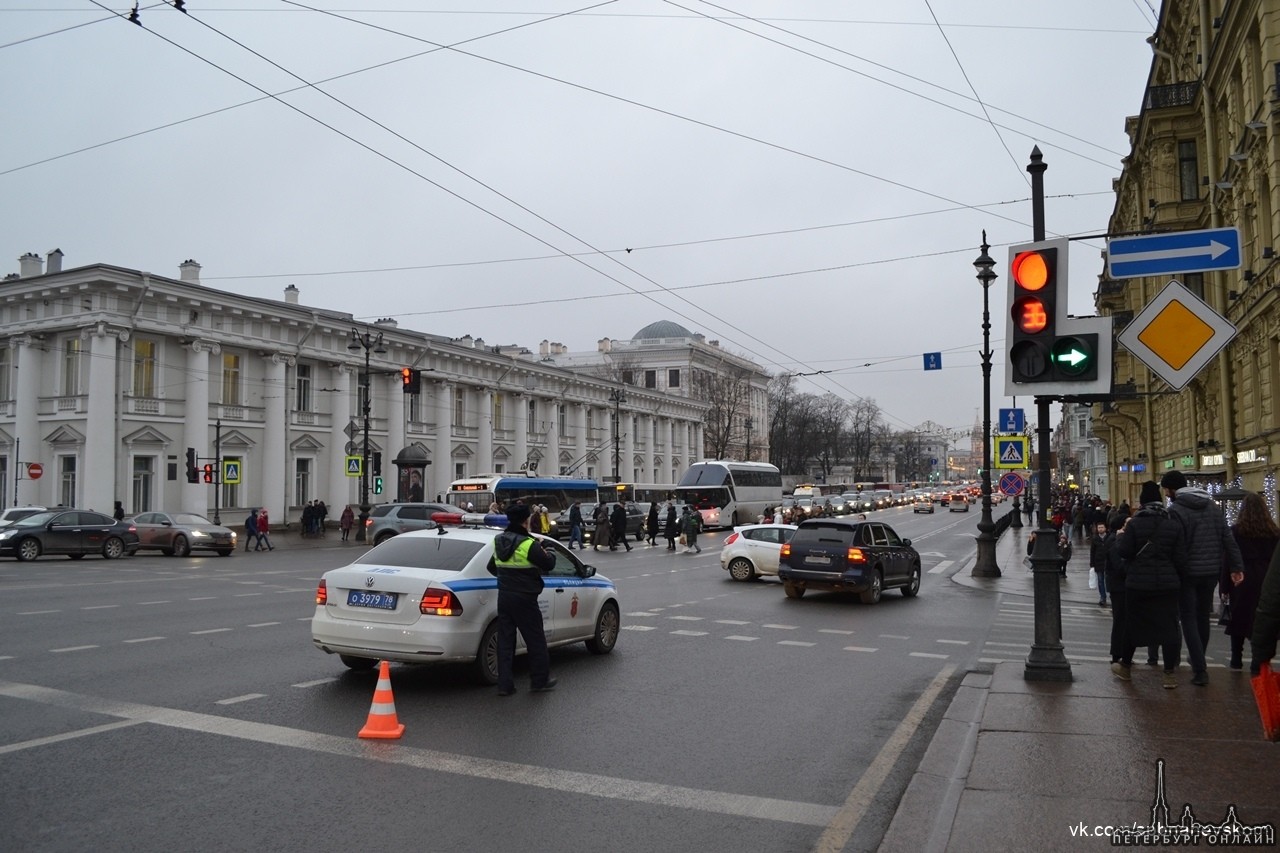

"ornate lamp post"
[609, 388, 626, 483]
[971, 232, 1001, 577]
[348, 327, 386, 542]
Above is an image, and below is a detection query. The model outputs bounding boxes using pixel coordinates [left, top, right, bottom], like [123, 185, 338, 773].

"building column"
[264, 354, 289, 520]
[477, 388, 493, 473]
[574, 403, 587, 476]
[667, 419, 677, 480]
[433, 381, 453, 500]
[12, 336, 42, 506]
[83, 326, 120, 514]
[545, 397, 561, 475]
[183, 341, 216, 514]
[330, 364, 354, 510]
[387, 375, 406, 482]
[694, 424, 704, 461]
[514, 394, 528, 472]
[641, 414, 654, 481]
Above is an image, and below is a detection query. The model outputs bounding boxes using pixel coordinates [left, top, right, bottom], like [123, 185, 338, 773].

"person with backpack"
[682, 506, 703, 554]
[245, 509, 259, 552]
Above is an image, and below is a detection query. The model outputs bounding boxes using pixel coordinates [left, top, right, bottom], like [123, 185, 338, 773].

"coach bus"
[674, 460, 783, 529]
[446, 475, 598, 516]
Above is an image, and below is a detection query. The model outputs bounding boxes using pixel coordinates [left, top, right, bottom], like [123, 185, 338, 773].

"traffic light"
[401, 367, 421, 394]
[185, 447, 198, 483]
[372, 451, 382, 477]
[1005, 237, 1111, 396]
[202, 463, 215, 484]
[374, 476, 384, 495]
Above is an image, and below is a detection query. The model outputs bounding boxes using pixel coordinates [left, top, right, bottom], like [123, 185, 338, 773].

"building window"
[59, 455, 77, 507]
[1178, 140, 1199, 201]
[644, 370, 656, 389]
[222, 456, 241, 507]
[454, 462, 466, 481]
[407, 390, 421, 424]
[1183, 273, 1204, 300]
[295, 457, 311, 506]
[455, 393, 465, 427]
[668, 369, 681, 388]
[527, 398, 537, 433]
[62, 338, 82, 396]
[621, 370, 634, 385]
[558, 404, 566, 436]
[132, 339, 157, 398]
[131, 456, 154, 513]
[222, 354, 242, 406]
[0, 347, 9, 402]
[493, 394, 505, 430]
[295, 364, 312, 412]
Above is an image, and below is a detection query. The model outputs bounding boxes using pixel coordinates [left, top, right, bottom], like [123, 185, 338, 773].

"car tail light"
[315, 579, 328, 605]
[846, 547, 867, 564]
[365, 517, 373, 528]
[420, 587, 463, 617]
[724, 532, 739, 546]
[780, 543, 791, 559]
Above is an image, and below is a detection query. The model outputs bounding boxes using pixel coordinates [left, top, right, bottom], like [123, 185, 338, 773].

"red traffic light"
[1013, 296, 1049, 334]
[401, 367, 421, 394]
[202, 463, 214, 484]
[1011, 250, 1050, 291]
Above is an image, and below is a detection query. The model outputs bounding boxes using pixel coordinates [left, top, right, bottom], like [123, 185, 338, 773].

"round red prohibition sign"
[26, 462, 44, 480]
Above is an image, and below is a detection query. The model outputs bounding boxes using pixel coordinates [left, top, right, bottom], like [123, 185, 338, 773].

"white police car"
[311, 513, 620, 685]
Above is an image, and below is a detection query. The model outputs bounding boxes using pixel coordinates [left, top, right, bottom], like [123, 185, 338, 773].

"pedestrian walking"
[244, 509, 259, 552]
[682, 506, 702, 554]
[317, 500, 328, 537]
[610, 503, 632, 552]
[113, 501, 125, 522]
[339, 504, 354, 541]
[301, 502, 316, 537]
[1251, 542, 1280, 675]
[256, 507, 274, 551]
[592, 503, 610, 551]
[567, 501, 584, 550]
[486, 502, 557, 696]
[1104, 515, 1130, 666]
[664, 502, 679, 550]
[646, 502, 659, 546]
[1162, 469, 1244, 686]
[1090, 520, 1110, 606]
[1114, 480, 1188, 689]
[1225, 492, 1278, 671]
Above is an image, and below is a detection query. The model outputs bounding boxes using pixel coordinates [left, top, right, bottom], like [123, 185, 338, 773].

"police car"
[311, 513, 620, 685]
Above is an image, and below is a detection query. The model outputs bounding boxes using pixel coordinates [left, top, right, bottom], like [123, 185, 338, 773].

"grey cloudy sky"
[1, 1, 1157, 435]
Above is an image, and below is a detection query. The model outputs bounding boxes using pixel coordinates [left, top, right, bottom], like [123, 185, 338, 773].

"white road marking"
[191, 628, 232, 635]
[138, 601, 171, 605]
[188, 597, 217, 601]
[671, 630, 709, 636]
[715, 619, 751, 625]
[818, 629, 855, 635]
[247, 622, 281, 628]
[936, 639, 969, 645]
[234, 593, 263, 598]
[724, 636, 758, 642]
[81, 605, 120, 610]
[0, 679, 841, 828]
[621, 625, 656, 631]
[215, 694, 266, 705]
[123, 637, 165, 644]
[909, 652, 949, 660]
[292, 678, 336, 688]
[844, 646, 879, 653]
[0, 656, 13, 661]
[625, 612, 656, 617]
[778, 641, 816, 647]
[669, 615, 703, 621]
[762, 624, 797, 630]
[879, 634, 910, 640]
[18, 610, 60, 616]
[927, 560, 955, 575]
[0, 720, 145, 755]
[50, 646, 98, 653]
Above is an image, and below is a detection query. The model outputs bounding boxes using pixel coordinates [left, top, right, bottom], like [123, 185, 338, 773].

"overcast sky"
[1, 1, 1157, 438]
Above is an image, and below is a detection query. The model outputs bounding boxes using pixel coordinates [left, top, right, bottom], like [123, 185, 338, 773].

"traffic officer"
[486, 501, 558, 696]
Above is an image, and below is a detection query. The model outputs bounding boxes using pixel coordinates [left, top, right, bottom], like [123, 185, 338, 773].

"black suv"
[777, 518, 921, 604]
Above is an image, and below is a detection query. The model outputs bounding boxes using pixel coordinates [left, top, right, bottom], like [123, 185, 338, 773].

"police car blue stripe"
[444, 577, 615, 592]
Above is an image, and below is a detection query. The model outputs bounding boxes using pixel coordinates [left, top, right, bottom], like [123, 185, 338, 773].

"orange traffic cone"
[358, 660, 405, 739]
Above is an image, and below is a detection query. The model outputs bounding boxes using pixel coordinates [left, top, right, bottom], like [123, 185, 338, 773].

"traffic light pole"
[1024, 147, 1072, 682]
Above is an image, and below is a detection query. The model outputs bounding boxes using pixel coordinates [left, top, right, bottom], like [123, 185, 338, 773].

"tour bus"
[599, 482, 677, 509]
[675, 460, 783, 529]
[446, 475, 598, 520]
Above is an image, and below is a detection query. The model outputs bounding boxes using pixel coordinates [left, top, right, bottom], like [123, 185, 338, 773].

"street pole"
[744, 416, 753, 461]
[213, 418, 222, 526]
[972, 233, 1000, 577]
[1023, 146, 1072, 682]
[609, 389, 625, 483]
[349, 328, 386, 542]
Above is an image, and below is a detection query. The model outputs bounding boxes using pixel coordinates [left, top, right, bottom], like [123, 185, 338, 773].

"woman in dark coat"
[646, 502, 660, 546]
[663, 502, 679, 550]
[592, 503, 611, 551]
[1104, 515, 1128, 664]
[1225, 492, 1279, 670]
[1114, 480, 1188, 688]
[609, 503, 632, 552]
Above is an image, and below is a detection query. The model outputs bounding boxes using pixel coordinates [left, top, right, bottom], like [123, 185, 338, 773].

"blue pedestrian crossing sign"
[997, 408, 1025, 433]
[222, 460, 241, 485]
[923, 352, 942, 371]
[994, 436, 1029, 469]
[345, 456, 362, 477]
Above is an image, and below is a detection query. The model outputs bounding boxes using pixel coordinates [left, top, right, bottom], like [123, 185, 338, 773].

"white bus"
[598, 482, 677, 509]
[675, 460, 783, 529]
[446, 475, 598, 516]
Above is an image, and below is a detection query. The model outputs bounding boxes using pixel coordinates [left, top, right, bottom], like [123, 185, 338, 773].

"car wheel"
[216, 549, 233, 557]
[860, 569, 883, 605]
[727, 557, 756, 582]
[16, 538, 41, 562]
[171, 535, 190, 558]
[585, 602, 620, 654]
[374, 532, 396, 545]
[902, 564, 921, 597]
[783, 580, 805, 599]
[339, 655, 377, 671]
[473, 622, 500, 686]
[102, 537, 126, 559]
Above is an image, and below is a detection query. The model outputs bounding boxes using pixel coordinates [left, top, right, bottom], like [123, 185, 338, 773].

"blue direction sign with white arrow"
[998, 408, 1024, 433]
[1108, 227, 1241, 279]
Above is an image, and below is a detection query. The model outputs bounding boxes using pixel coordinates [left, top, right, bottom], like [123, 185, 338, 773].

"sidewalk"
[236, 526, 369, 552]
[880, 519, 1278, 852]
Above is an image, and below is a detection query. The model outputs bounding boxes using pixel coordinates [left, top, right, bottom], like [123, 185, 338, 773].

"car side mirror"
[902, 538, 912, 547]
[580, 565, 596, 578]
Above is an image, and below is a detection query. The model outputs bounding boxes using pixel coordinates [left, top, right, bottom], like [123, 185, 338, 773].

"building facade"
[0, 253, 709, 524]
[1096, 0, 1280, 507]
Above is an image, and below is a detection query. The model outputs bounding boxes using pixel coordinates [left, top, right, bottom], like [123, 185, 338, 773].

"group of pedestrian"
[1102, 469, 1280, 689]
[300, 500, 328, 537]
[242, 507, 274, 551]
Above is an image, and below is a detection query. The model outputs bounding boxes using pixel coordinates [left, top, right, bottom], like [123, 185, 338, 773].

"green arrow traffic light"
[1051, 337, 1092, 376]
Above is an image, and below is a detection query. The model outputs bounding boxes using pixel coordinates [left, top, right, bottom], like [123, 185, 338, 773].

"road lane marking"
[818, 629, 855, 635]
[762, 624, 798, 630]
[215, 694, 266, 705]
[621, 625, 656, 631]
[123, 637, 165, 644]
[843, 646, 879, 653]
[18, 610, 60, 615]
[81, 605, 120, 610]
[50, 646, 98, 653]
[188, 597, 217, 601]
[813, 664, 957, 853]
[724, 636, 758, 642]
[625, 612, 656, 617]
[191, 628, 232, 635]
[669, 615, 703, 621]
[291, 678, 336, 688]
[879, 634, 910, 640]
[715, 619, 750, 625]
[247, 622, 281, 628]
[927, 560, 955, 575]
[778, 641, 815, 647]
[671, 630, 708, 636]
[138, 601, 171, 605]
[0, 720, 145, 755]
[936, 639, 969, 645]
[909, 652, 950, 659]
[0, 679, 841, 828]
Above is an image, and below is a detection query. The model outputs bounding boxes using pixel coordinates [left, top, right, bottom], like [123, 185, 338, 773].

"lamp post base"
[1024, 545, 1073, 681]
[355, 504, 370, 543]
[971, 504, 1001, 577]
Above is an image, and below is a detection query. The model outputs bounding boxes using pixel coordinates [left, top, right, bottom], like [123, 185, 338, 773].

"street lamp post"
[609, 389, 626, 483]
[348, 328, 386, 542]
[744, 416, 753, 461]
[972, 232, 1001, 577]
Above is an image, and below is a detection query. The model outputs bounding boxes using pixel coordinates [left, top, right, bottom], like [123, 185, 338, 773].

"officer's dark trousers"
[496, 590, 550, 691]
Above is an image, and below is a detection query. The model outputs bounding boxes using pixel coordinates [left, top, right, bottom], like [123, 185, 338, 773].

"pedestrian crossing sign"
[994, 436, 1028, 469]
[222, 460, 241, 485]
[345, 455, 362, 477]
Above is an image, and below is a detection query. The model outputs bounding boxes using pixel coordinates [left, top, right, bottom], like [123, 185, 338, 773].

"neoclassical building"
[1096, 0, 1280, 506]
[0, 251, 709, 524]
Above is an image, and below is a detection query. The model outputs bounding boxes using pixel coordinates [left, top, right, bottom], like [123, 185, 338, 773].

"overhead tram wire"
[0, 3, 169, 51]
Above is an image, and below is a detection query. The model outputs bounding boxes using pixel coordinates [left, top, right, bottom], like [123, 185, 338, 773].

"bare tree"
[812, 394, 851, 482]
[767, 375, 820, 474]
[845, 398, 882, 480]
[692, 365, 753, 459]
[591, 351, 646, 386]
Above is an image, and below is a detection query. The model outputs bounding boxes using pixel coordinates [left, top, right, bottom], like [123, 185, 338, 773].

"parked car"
[720, 523, 798, 581]
[311, 522, 620, 684]
[949, 494, 970, 512]
[777, 518, 921, 604]
[364, 502, 456, 544]
[0, 505, 48, 527]
[129, 511, 237, 557]
[912, 494, 935, 513]
[0, 509, 140, 561]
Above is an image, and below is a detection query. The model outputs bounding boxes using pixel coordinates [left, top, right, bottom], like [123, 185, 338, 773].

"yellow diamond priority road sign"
[1116, 280, 1236, 391]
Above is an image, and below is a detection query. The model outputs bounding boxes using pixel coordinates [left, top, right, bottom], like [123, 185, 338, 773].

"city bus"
[598, 482, 677, 508]
[446, 475, 598, 516]
[674, 460, 783, 529]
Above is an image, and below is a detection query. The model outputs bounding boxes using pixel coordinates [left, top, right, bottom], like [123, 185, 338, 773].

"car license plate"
[347, 590, 398, 610]
[806, 555, 831, 566]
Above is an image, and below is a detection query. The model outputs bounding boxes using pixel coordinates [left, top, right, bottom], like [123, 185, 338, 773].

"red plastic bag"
[1252, 664, 1280, 742]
